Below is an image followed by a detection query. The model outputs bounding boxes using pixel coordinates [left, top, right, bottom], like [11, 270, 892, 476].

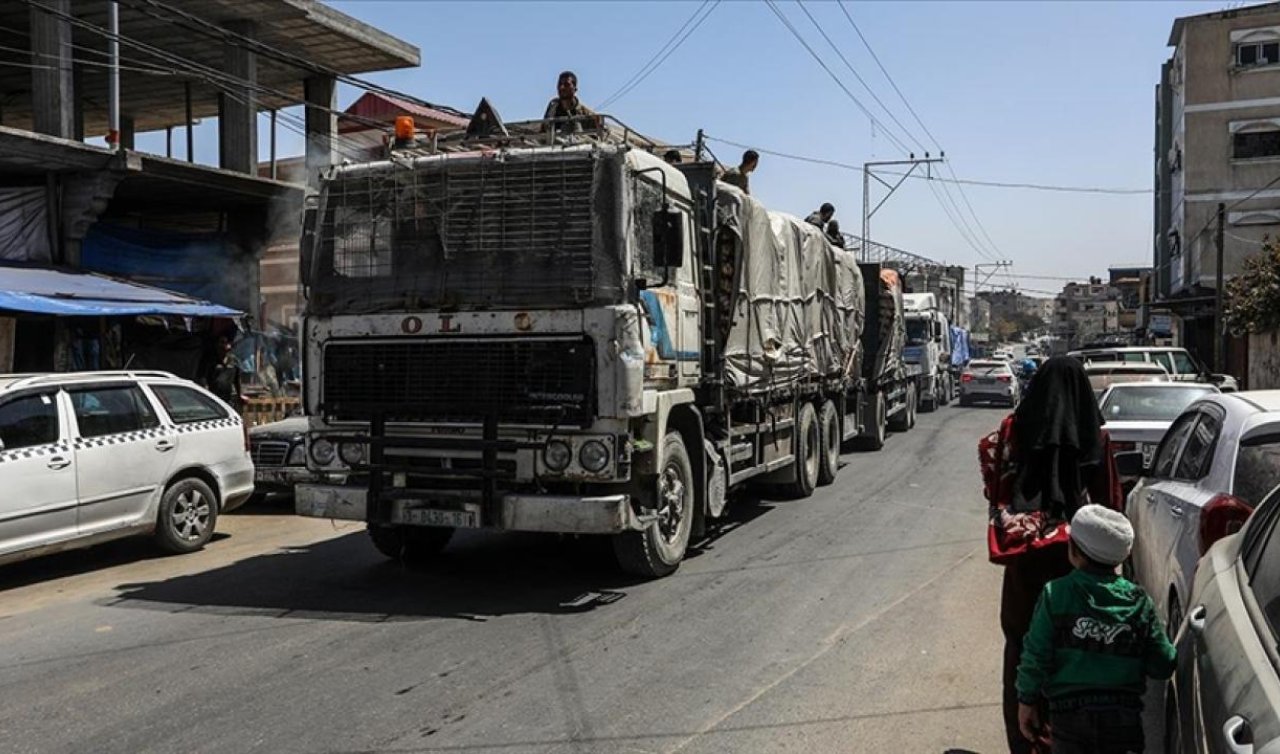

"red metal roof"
[339, 92, 469, 133]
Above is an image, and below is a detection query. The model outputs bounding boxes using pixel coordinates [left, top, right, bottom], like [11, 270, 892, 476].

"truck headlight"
[579, 440, 610, 473]
[543, 440, 572, 472]
[339, 441, 366, 466]
[310, 438, 336, 466]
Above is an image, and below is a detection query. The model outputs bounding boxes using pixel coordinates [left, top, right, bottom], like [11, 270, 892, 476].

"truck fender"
[634, 390, 707, 536]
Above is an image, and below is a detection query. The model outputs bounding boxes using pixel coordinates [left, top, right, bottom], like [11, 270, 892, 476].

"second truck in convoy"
[294, 114, 925, 576]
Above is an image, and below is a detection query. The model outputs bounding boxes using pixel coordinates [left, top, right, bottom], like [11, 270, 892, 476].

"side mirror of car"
[652, 209, 685, 269]
[1114, 450, 1146, 477]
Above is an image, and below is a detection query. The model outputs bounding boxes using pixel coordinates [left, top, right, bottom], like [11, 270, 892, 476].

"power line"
[834, 1, 1005, 261]
[761, 0, 911, 155]
[792, 0, 922, 152]
[599, 0, 718, 110]
[703, 135, 1153, 194]
[835, 0, 940, 150]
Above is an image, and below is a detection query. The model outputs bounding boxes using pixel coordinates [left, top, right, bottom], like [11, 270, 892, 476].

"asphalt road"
[0, 405, 1012, 754]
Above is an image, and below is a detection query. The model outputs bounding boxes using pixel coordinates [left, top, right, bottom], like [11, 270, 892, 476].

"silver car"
[1167, 482, 1280, 753]
[957, 359, 1019, 407]
[1098, 382, 1219, 471]
[1121, 391, 1280, 638]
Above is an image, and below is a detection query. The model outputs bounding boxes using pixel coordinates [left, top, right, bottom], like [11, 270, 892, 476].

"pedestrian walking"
[978, 356, 1124, 754]
[206, 335, 244, 411]
[720, 150, 758, 194]
[1016, 504, 1176, 753]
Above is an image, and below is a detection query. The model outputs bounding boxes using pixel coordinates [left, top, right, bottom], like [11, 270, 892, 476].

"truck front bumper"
[295, 484, 645, 534]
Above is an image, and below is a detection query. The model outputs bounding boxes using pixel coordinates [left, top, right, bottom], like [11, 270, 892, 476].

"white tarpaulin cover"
[716, 184, 863, 394]
[0, 188, 50, 262]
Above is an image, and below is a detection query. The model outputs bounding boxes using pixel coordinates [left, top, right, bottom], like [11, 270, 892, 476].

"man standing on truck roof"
[720, 150, 758, 194]
[806, 202, 836, 229]
[543, 70, 594, 132]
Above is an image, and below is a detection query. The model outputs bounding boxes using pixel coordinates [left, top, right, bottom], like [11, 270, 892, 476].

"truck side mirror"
[299, 206, 318, 288]
[653, 210, 684, 269]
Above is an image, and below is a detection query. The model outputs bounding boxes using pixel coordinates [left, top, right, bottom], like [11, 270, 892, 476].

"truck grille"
[322, 337, 595, 426]
[250, 440, 291, 467]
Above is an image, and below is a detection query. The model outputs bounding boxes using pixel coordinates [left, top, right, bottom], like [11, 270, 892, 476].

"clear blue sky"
[138, 0, 1224, 292]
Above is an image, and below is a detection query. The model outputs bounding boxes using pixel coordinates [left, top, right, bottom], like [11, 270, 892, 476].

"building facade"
[1054, 280, 1123, 348]
[1155, 2, 1280, 369]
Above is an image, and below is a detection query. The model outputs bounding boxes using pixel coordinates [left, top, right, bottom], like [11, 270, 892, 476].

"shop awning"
[0, 265, 241, 318]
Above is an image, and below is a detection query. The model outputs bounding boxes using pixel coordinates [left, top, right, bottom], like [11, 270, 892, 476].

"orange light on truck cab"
[394, 116, 414, 142]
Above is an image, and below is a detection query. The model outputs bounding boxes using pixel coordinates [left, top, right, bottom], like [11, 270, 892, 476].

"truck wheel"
[918, 382, 937, 413]
[154, 477, 218, 554]
[787, 402, 820, 498]
[889, 383, 916, 432]
[368, 524, 454, 565]
[817, 400, 840, 486]
[850, 391, 887, 452]
[614, 431, 694, 578]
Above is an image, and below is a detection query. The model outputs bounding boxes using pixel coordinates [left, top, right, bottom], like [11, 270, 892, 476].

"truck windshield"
[307, 151, 626, 313]
[905, 319, 929, 345]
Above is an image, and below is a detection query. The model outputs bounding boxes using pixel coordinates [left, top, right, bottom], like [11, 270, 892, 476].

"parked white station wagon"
[0, 371, 254, 565]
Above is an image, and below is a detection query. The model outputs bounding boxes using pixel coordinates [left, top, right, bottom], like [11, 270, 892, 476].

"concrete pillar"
[29, 0, 75, 139]
[217, 19, 257, 174]
[303, 74, 336, 191]
[119, 115, 135, 150]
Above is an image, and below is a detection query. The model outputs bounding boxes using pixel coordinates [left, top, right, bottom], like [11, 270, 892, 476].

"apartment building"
[1155, 2, 1280, 368]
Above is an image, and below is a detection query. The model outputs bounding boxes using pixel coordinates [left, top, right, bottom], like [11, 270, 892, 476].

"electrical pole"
[1214, 202, 1226, 373]
[973, 261, 1013, 296]
[862, 155, 944, 262]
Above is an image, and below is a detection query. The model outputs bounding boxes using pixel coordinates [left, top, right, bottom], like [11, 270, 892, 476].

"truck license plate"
[400, 506, 480, 528]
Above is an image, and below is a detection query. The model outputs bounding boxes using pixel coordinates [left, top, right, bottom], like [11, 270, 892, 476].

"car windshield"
[1100, 386, 1214, 422]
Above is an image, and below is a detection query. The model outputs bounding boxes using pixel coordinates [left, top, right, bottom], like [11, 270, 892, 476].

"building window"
[1237, 41, 1280, 68]
[1232, 119, 1280, 160]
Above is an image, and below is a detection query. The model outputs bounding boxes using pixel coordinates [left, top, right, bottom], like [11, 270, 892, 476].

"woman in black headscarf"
[996, 356, 1119, 753]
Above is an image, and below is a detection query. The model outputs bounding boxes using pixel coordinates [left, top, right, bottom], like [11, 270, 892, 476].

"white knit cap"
[1070, 504, 1134, 566]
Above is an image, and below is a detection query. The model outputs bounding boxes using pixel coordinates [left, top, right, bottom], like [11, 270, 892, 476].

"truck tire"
[786, 402, 820, 498]
[918, 380, 937, 413]
[368, 524, 454, 565]
[850, 391, 887, 452]
[613, 431, 694, 578]
[817, 400, 839, 487]
[889, 383, 916, 432]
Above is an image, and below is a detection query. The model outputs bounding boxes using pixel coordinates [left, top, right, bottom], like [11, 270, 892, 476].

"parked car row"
[1113, 390, 1280, 753]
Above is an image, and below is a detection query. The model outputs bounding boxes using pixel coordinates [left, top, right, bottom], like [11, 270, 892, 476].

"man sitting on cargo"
[806, 203, 835, 229]
[542, 70, 595, 132]
[825, 219, 846, 248]
[720, 150, 759, 194]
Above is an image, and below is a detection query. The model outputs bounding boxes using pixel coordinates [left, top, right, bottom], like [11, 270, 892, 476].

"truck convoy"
[902, 293, 953, 412]
[293, 115, 927, 577]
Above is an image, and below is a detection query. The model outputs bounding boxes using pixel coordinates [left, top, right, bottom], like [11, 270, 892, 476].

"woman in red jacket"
[985, 356, 1123, 753]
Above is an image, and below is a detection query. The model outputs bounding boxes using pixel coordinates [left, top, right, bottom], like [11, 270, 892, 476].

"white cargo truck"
[902, 292, 953, 412]
[292, 114, 917, 576]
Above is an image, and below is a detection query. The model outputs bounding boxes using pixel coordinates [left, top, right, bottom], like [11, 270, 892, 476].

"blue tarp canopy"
[0, 265, 241, 317]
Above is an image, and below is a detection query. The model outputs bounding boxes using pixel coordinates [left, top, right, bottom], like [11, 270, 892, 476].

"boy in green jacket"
[1016, 504, 1177, 753]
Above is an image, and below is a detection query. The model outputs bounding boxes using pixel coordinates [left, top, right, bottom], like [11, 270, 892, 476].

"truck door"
[676, 208, 701, 381]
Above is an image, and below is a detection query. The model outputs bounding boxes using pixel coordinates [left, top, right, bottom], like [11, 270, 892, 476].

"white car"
[0, 371, 254, 565]
[1069, 346, 1238, 391]
[1120, 391, 1280, 632]
[991, 350, 1015, 362]
[1098, 382, 1219, 469]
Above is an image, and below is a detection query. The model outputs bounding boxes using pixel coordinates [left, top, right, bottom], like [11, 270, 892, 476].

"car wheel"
[154, 477, 219, 554]
[613, 431, 695, 577]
